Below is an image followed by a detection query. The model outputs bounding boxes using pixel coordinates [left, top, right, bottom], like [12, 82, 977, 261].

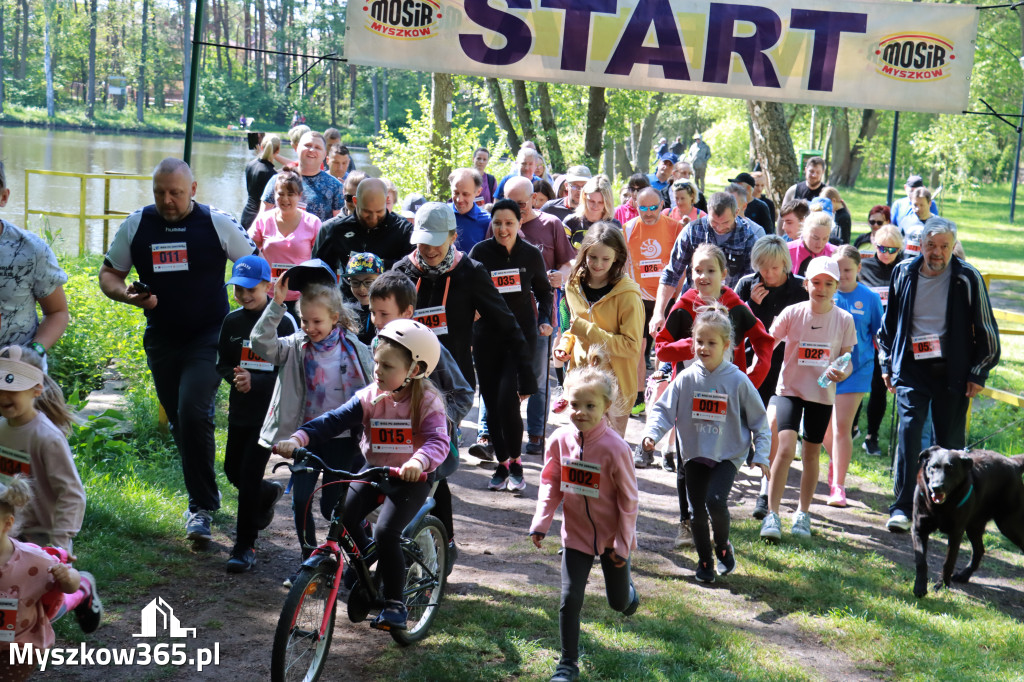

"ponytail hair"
[0, 475, 33, 524]
[17, 348, 73, 434]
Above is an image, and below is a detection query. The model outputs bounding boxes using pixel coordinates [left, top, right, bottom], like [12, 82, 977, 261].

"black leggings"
[684, 459, 738, 564]
[559, 548, 633, 665]
[474, 348, 525, 463]
[864, 354, 888, 438]
[291, 437, 362, 555]
[641, 299, 656, 360]
[223, 424, 275, 548]
[342, 476, 431, 602]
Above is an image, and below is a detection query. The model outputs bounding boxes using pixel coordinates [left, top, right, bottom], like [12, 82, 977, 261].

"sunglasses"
[868, 219, 885, 226]
[638, 205, 660, 212]
[876, 246, 900, 255]
[348, 278, 377, 289]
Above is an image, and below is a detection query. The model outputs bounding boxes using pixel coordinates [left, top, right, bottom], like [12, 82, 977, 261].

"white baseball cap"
[806, 256, 840, 281]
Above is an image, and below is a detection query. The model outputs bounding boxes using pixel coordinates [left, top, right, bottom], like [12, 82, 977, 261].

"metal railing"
[965, 272, 1024, 435]
[23, 169, 151, 254]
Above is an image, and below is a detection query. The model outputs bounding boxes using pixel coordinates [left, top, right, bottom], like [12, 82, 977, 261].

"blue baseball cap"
[810, 197, 834, 216]
[227, 255, 271, 288]
[657, 152, 678, 165]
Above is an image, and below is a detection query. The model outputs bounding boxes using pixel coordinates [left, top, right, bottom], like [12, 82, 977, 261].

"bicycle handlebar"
[271, 447, 428, 482]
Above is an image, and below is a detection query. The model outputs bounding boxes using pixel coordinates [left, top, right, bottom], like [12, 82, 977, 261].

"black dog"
[912, 446, 1024, 598]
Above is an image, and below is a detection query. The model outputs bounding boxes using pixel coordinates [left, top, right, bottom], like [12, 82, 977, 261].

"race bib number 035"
[414, 306, 448, 336]
[491, 268, 522, 293]
[0, 597, 17, 642]
[560, 458, 601, 498]
[151, 242, 189, 272]
[798, 342, 831, 367]
[369, 419, 414, 454]
[0, 446, 31, 484]
[691, 391, 727, 422]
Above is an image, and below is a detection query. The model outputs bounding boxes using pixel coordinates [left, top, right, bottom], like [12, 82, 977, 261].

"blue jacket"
[452, 203, 492, 253]
[877, 256, 999, 391]
[659, 215, 761, 292]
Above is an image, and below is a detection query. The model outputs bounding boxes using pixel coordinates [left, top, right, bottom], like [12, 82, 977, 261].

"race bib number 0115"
[151, 243, 189, 272]
[369, 419, 414, 454]
[797, 341, 831, 367]
[491, 268, 522, 293]
[560, 458, 601, 498]
[691, 391, 727, 422]
[0, 597, 17, 642]
[414, 306, 448, 336]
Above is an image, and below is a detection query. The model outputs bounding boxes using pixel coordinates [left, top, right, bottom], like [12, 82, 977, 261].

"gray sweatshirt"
[642, 360, 770, 468]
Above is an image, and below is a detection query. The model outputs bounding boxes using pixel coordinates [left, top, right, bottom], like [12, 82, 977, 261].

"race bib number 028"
[0, 446, 30, 484]
[369, 419, 414, 454]
[414, 306, 448, 336]
[491, 268, 522, 293]
[0, 597, 17, 642]
[151, 243, 189, 272]
[560, 458, 601, 498]
[797, 342, 831, 367]
[691, 391, 727, 422]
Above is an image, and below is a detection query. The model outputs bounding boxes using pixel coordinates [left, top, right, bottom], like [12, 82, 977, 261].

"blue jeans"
[144, 327, 221, 512]
[891, 362, 968, 516]
[526, 335, 552, 437]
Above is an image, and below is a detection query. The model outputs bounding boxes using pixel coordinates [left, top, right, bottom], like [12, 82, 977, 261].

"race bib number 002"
[912, 334, 942, 360]
[797, 342, 831, 367]
[691, 391, 727, 422]
[240, 341, 273, 371]
[151, 242, 189, 272]
[0, 446, 30, 484]
[0, 597, 17, 642]
[414, 306, 448, 336]
[491, 268, 522, 293]
[369, 419, 414, 454]
[560, 457, 601, 498]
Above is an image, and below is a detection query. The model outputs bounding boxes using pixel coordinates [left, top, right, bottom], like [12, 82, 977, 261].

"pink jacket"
[530, 418, 638, 558]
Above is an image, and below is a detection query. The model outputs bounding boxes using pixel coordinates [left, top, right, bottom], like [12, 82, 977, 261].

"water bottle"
[817, 352, 852, 388]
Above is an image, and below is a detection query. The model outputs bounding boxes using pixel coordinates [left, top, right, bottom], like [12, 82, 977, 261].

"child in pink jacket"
[530, 366, 639, 682]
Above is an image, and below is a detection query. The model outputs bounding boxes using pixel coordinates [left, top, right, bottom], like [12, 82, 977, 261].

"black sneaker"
[524, 436, 543, 455]
[74, 571, 103, 634]
[468, 437, 495, 461]
[662, 452, 676, 472]
[632, 444, 654, 469]
[752, 494, 769, 520]
[371, 600, 408, 631]
[446, 539, 458, 576]
[488, 464, 510, 491]
[226, 546, 257, 574]
[621, 582, 640, 617]
[695, 560, 716, 584]
[716, 542, 736, 575]
[507, 460, 527, 492]
[549, 661, 580, 682]
[863, 436, 882, 457]
[184, 509, 212, 542]
[256, 482, 285, 530]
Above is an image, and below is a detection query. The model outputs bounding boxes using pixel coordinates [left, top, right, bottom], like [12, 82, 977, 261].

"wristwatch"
[30, 342, 46, 357]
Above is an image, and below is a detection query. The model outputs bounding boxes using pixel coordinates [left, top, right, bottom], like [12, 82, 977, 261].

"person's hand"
[233, 367, 252, 393]
[553, 349, 570, 363]
[126, 284, 157, 310]
[649, 311, 666, 336]
[531, 532, 545, 549]
[547, 270, 563, 288]
[273, 274, 289, 305]
[274, 438, 300, 458]
[966, 381, 984, 398]
[641, 437, 656, 452]
[518, 394, 532, 403]
[750, 282, 769, 305]
[680, 216, 690, 227]
[399, 459, 424, 482]
[753, 462, 770, 480]
[49, 563, 77, 592]
[826, 365, 848, 383]
[882, 373, 895, 394]
[539, 323, 553, 337]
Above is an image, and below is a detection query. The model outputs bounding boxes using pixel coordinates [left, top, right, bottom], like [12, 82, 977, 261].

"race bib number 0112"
[797, 341, 831, 367]
[691, 391, 727, 422]
[369, 419, 414, 454]
[414, 306, 448, 336]
[0, 597, 17, 642]
[560, 457, 601, 498]
[151, 243, 189, 272]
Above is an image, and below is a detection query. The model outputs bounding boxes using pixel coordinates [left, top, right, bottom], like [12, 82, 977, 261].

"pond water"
[0, 125, 369, 255]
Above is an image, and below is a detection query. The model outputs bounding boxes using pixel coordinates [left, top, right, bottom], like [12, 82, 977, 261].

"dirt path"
[51, 393, 1024, 681]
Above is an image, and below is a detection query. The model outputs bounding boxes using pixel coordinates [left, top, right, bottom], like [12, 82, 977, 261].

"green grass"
[0, 103, 244, 140]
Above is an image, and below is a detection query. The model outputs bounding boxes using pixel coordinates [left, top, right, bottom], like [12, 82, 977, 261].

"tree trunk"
[614, 139, 634, 180]
[833, 109, 881, 187]
[137, 0, 150, 123]
[828, 108, 851, 186]
[370, 69, 380, 133]
[181, 0, 191, 122]
[746, 100, 800, 214]
[86, 0, 97, 118]
[18, 0, 28, 80]
[243, 0, 250, 78]
[634, 93, 665, 175]
[486, 78, 520, 155]
[583, 86, 607, 173]
[428, 73, 454, 201]
[536, 82, 564, 172]
[348, 65, 357, 126]
[382, 69, 389, 123]
[44, 1, 55, 118]
[329, 61, 337, 125]
[256, 0, 265, 83]
[512, 80, 537, 145]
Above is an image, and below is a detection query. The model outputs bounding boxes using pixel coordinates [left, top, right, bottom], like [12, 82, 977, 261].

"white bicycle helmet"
[377, 319, 441, 379]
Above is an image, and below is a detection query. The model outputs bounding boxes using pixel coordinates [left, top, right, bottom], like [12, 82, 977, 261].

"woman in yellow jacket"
[554, 222, 645, 436]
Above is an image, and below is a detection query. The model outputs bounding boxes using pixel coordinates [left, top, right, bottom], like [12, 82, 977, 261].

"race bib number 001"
[797, 341, 831, 367]
[912, 334, 942, 360]
[240, 341, 273, 372]
[638, 259, 662, 279]
[369, 419, 414, 454]
[151, 242, 189, 272]
[560, 457, 601, 498]
[414, 306, 448, 336]
[0, 446, 30, 484]
[0, 597, 17, 642]
[691, 391, 727, 422]
[491, 268, 522, 293]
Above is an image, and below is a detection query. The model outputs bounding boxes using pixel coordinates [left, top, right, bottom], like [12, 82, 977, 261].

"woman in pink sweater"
[530, 366, 639, 682]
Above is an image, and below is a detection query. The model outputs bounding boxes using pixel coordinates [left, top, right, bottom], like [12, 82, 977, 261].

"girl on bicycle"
[277, 320, 449, 631]
[530, 366, 639, 682]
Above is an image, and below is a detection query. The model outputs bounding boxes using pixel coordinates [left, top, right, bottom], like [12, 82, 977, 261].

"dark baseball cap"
[284, 258, 339, 292]
[728, 172, 756, 186]
[906, 175, 924, 188]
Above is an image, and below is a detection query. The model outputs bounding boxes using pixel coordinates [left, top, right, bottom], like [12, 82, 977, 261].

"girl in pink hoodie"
[530, 366, 639, 682]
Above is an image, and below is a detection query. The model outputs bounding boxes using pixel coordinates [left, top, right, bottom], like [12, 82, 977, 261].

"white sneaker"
[791, 511, 812, 538]
[886, 511, 911, 533]
[759, 512, 782, 541]
[673, 520, 694, 548]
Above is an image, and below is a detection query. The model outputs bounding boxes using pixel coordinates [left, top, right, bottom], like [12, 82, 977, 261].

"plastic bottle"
[817, 352, 852, 388]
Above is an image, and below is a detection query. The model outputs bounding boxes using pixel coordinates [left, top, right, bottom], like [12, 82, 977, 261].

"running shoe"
[752, 494, 769, 520]
[184, 509, 212, 542]
[507, 460, 527, 492]
[524, 436, 544, 455]
[673, 520, 694, 548]
[468, 436, 495, 461]
[695, 560, 716, 584]
[549, 661, 580, 682]
[827, 485, 848, 508]
[716, 542, 736, 575]
[886, 511, 911, 533]
[863, 436, 882, 457]
[791, 511, 812, 538]
[488, 463, 510, 491]
[760, 512, 782, 541]
[633, 444, 654, 469]
[226, 545, 257, 574]
[257, 482, 285, 530]
[371, 600, 408, 631]
[74, 571, 103, 634]
[631, 400, 646, 416]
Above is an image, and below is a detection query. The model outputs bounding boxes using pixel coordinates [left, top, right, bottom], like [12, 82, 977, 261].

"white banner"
[344, 0, 978, 114]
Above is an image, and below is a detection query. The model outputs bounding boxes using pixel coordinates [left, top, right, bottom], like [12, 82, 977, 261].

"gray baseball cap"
[410, 202, 456, 247]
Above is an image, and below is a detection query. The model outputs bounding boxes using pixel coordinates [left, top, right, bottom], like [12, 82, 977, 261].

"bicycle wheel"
[391, 514, 447, 646]
[270, 564, 338, 682]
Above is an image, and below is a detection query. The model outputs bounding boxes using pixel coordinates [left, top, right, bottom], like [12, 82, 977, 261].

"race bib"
[369, 419, 414, 454]
[912, 334, 942, 360]
[905, 239, 921, 254]
[691, 391, 727, 422]
[638, 259, 662, 279]
[151, 242, 189, 272]
[240, 341, 273, 371]
[870, 286, 889, 306]
[270, 263, 291, 284]
[560, 457, 601, 499]
[414, 306, 448, 335]
[0, 446, 30, 484]
[0, 597, 17, 642]
[491, 268, 521, 293]
[797, 341, 831, 367]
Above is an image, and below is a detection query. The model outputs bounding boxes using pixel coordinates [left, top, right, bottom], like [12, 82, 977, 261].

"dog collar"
[955, 483, 974, 509]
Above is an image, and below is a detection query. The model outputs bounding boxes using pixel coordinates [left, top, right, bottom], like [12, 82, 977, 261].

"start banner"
[344, 0, 978, 114]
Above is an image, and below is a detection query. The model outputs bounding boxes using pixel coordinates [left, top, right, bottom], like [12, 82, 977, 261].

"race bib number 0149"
[414, 306, 448, 336]
[560, 457, 601, 498]
[369, 419, 414, 454]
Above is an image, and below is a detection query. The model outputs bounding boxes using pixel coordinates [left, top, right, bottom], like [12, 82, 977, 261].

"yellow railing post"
[103, 177, 112, 252]
[79, 176, 87, 255]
